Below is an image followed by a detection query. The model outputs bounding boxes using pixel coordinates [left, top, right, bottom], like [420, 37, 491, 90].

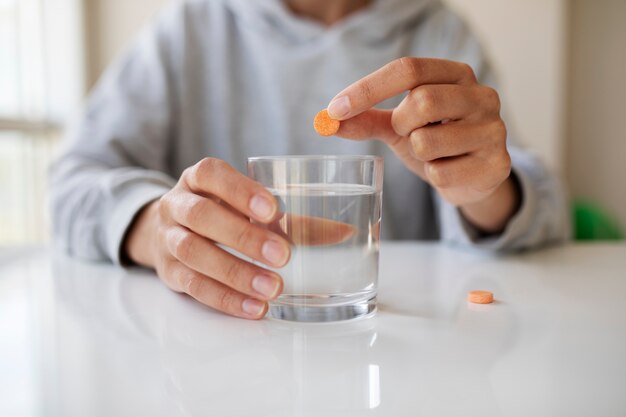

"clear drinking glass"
[247, 155, 384, 322]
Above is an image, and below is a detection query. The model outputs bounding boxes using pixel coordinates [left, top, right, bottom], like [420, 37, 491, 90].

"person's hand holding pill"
[326, 57, 520, 234]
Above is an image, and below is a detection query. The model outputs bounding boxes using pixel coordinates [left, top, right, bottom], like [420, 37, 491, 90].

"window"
[0, 0, 85, 244]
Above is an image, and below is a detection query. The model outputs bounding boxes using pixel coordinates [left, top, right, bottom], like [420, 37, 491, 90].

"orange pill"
[468, 290, 494, 304]
[313, 109, 340, 136]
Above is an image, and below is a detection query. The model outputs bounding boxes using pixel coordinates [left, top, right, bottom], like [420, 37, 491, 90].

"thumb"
[335, 109, 402, 146]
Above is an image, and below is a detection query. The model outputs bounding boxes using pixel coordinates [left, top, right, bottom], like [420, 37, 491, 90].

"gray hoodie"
[50, 0, 569, 263]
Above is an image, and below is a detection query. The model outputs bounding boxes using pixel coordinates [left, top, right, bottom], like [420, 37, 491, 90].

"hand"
[124, 158, 291, 319]
[327, 57, 520, 233]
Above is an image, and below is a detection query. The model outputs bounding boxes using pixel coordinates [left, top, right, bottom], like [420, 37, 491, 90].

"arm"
[49, 7, 292, 320]
[50, 10, 178, 263]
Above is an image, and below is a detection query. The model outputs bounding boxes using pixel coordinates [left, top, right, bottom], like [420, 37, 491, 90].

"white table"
[2, 242, 626, 416]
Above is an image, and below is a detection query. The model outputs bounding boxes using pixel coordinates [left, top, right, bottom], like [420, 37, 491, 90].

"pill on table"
[314, 109, 340, 136]
[468, 290, 494, 304]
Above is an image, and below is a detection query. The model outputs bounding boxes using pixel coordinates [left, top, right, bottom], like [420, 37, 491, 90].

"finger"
[327, 58, 477, 120]
[220, 200, 249, 221]
[425, 152, 511, 193]
[335, 108, 401, 145]
[165, 226, 284, 301]
[182, 158, 280, 224]
[165, 260, 268, 319]
[408, 120, 505, 162]
[269, 214, 356, 246]
[165, 192, 290, 267]
[335, 109, 427, 179]
[392, 84, 496, 136]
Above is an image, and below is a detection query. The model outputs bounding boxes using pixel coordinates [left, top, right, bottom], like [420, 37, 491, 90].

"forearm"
[50, 152, 174, 263]
[50, 162, 112, 261]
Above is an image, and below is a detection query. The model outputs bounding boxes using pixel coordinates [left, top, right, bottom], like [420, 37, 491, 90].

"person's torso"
[162, 0, 484, 240]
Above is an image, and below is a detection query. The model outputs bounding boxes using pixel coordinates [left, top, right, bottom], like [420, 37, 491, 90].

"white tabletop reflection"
[2, 242, 626, 416]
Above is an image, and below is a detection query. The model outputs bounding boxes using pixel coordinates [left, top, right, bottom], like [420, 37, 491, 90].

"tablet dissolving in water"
[269, 183, 381, 307]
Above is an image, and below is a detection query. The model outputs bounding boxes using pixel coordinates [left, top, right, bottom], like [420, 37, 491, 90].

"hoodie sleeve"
[49, 6, 181, 264]
[429, 8, 570, 251]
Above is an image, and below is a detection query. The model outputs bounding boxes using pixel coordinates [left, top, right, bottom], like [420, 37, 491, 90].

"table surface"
[2, 242, 626, 417]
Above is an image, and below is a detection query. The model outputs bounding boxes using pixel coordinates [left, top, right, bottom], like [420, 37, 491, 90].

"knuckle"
[494, 120, 507, 141]
[156, 224, 168, 246]
[498, 149, 512, 175]
[158, 193, 172, 216]
[193, 157, 225, 183]
[176, 269, 196, 294]
[222, 258, 246, 287]
[181, 166, 193, 179]
[158, 261, 178, 289]
[234, 221, 258, 250]
[180, 197, 205, 226]
[170, 229, 196, 260]
[197, 157, 221, 173]
[180, 166, 196, 186]
[461, 63, 476, 80]
[185, 273, 203, 298]
[216, 288, 239, 313]
[390, 110, 406, 136]
[427, 163, 451, 189]
[161, 259, 176, 277]
[487, 120, 507, 149]
[482, 87, 501, 112]
[410, 129, 434, 161]
[231, 177, 252, 205]
[414, 88, 438, 116]
[485, 148, 511, 184]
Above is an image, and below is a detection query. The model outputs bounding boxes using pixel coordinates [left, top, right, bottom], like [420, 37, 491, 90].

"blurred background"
[0, 0, 624, 245]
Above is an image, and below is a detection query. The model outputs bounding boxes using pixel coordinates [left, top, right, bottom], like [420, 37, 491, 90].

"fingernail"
[262, 240, 289, 266]
[327, 96, 351, 119]
[242, 298, 266, 317]
[252, 275, 280, 299]
[250, 194, 275, 220]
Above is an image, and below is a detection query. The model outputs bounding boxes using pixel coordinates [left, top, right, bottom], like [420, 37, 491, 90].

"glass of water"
[247, 155, 384, 322]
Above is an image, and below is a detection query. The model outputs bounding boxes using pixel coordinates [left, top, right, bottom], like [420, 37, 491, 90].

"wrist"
[123, 199, 160, 268]
[459, 173, 522, 235]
